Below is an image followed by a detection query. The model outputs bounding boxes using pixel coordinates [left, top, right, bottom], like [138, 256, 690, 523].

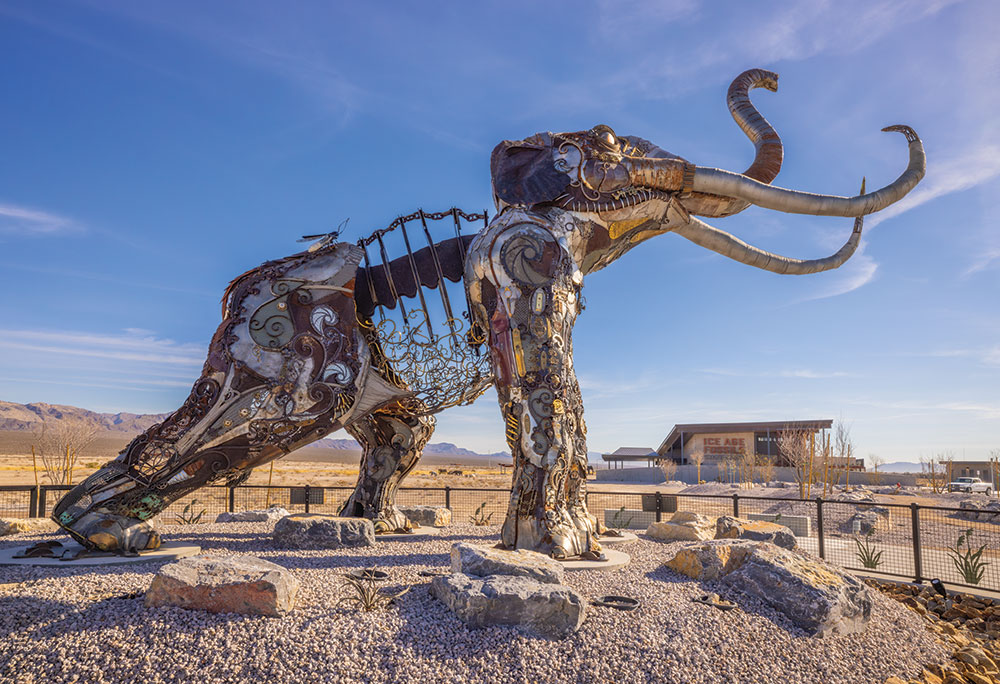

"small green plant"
[470, 502, 494, 526]
[339, 567, 409, 612]
[611, 505, 634, 529]
[174, 499, 206, 525]
[853, 529, 883, 569]
[948, 528, 990, 585]
[773, 513, 782, 525]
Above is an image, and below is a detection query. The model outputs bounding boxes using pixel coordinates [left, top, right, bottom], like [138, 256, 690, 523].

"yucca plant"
[611, 505, 634, 529]
[853, 530, 883, 569]
[469, 502, 494, 526]
[949, 528, 990, 585]
[338, 566, 409, 612]
[175, 499, 206, 525]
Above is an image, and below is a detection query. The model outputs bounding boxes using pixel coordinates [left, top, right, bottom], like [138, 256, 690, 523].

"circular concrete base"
[560, 549, 630, 572]
[597, 532, 639, 545]
[376, 526, 444, 540]
[0, 541, 201, 567]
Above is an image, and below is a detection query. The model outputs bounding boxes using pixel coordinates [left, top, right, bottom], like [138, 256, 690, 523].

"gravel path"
[1, 523, 948, 684]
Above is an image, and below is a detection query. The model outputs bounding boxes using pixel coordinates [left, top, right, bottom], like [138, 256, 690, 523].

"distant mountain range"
[0, 400, 168, 433]
[878, 461, 924, 474]
[0, 400, 512, 463]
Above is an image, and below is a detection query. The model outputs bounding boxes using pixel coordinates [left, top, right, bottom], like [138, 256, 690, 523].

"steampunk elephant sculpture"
[52, 68, 924, 559]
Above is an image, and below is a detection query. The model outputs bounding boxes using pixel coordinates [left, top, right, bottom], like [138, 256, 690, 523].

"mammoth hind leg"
[339, 410, 435, 533]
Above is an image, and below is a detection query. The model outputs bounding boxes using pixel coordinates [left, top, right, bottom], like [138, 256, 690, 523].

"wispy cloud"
[794, 241, 878, 302]
[0, 329, 205, 366]
[0, 203, 81, 236]
[866, 144, 1000, 230]
[779, 369, 853, 379]
[963, 247, 1000, 277]
[699, 367, 855, 379]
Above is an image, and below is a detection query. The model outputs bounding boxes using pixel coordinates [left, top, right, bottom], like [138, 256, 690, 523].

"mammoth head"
[491, 69, 924, 222]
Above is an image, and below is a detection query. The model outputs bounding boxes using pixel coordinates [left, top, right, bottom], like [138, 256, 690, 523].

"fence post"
[304, 485, 311, 514]
[911, 502, 923, 583]
[732, 493, 740, 518]
[445, 486, 452, 511]
[29, 487, 39, 518]
[228, 486, 235, 514]
[38, 487, 48, 519]
[655, 491, 663, 522]
[816, 497, 825, 560]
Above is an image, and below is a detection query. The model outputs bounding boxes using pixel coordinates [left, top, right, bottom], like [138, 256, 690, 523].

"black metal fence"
[2, 484, 997, 593]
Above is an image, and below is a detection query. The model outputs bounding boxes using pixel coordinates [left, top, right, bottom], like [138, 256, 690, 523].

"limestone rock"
[721, 542, 873, 636]
[958, 499, 1000, 523]
[145, 554, 298, 617]
[664, 540, 754, 581]
[430, 572, 585, 639]
[715, 516, 797, 549]
[451, 543, 564, 585]
[215, 507, 290, 523]
[0, 517, 59, 536]
[646, 511, 716, 542]
[845, 510, 890, 535]
[399, 505, 452, 528]
[273, 514, 375, 549]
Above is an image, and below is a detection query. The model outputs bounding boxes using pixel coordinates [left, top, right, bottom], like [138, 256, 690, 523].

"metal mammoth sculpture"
[52, 68, 924, 560]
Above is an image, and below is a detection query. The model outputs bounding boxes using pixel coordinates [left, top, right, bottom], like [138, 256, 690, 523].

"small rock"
[451, 543, 564, 584]
[664, 540, 754, 580]
[846, 510, 889, 535]
[715, 516, 797, 549]
[145, 554, 298, 617]
[646, 511, 716, 542]
[430, 573, 585, 639]
[273, 514, 375, 549]
[215, 507, 290, 523]
[0, 517, 59, 536]
[398, 505, 452, 528]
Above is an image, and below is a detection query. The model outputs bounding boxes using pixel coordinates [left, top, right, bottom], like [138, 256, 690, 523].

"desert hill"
[0, 400, 510, 465]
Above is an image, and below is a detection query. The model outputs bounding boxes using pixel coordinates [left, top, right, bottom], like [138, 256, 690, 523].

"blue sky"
[0, 0, 997, 463]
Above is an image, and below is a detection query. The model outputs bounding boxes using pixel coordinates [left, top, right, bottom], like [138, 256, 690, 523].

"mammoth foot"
[57, 510, 161, 554]
[51, 466, 163, 554]
[372, 508, 413, 535]
[502, 508, 602, 560]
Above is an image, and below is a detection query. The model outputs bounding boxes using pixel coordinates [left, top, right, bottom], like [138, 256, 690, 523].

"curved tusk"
[727, 68, 783, 184]
[671, 190, 866, 275]
[690, 126, 924, 217]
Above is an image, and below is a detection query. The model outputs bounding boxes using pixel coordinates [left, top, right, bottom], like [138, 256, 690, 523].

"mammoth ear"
[490, 140, 569, 206]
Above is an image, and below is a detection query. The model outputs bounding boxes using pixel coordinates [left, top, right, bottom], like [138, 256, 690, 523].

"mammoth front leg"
[466, 218, 600, 559]
[339, 411, 434, 533]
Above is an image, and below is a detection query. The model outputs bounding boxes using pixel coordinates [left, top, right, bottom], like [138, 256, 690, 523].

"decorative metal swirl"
[363, 308, 493, 416]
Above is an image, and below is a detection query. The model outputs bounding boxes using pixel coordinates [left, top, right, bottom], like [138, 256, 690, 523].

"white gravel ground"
[1, 522, 948, 684]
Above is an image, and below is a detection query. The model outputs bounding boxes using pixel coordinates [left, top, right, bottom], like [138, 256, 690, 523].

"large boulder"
[958, 499, 1000, 523]
[145, 555, 298, 617]
[451, 543, 564, 585]
[215, 507, 290, 523]
[715, 516, 797, 550]
[721, 542, 873, 637]
[646, 511, 716, 542]
[399, 505, 452, 528]
[0, 518, 59, 536]
[273, 514, 375, 549]
[430, 573, 585, 639]
[664, 540, 754, 581]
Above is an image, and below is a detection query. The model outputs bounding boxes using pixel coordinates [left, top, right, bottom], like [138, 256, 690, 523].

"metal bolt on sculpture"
[52, 69, 925, 560]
